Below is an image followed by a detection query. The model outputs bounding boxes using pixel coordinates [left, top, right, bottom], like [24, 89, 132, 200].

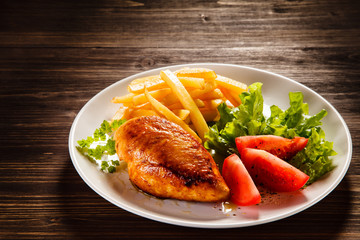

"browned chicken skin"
[114, 116, 230, 202]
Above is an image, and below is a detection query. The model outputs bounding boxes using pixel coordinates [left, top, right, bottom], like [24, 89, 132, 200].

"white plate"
[68, 63, 352, 228]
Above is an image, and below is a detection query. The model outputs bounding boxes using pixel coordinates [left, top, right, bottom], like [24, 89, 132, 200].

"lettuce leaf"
[205, 82, 336, 184]
[289, 128, 336, 184]
[204, 82, 266, 155]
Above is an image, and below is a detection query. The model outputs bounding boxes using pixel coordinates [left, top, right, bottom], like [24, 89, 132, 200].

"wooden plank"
[0, 0, 359, 239]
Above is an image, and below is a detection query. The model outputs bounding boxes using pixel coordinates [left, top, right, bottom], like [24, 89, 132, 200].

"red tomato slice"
[222, 154, 261, 206]
[236, 135, 308, 160]
[240, 148, 309, 192]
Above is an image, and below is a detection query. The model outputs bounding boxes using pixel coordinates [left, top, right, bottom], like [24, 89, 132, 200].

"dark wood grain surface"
[1, 0, 359, 239]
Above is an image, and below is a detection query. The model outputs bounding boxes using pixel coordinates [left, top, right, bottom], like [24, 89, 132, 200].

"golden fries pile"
[111, 67, 247, 142]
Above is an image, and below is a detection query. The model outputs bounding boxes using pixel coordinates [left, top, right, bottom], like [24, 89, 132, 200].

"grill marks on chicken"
[114, 116, 230, 202]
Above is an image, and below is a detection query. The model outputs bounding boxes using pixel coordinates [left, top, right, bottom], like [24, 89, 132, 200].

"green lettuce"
[204, 82, 336, 184]
[289, 128, 336, 184]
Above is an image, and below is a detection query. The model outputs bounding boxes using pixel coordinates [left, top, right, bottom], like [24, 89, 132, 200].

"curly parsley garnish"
[76, 119, 126, 173]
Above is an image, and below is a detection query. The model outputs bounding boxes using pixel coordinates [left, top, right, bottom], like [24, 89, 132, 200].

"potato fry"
[228, 89, 242, 105]
[187, 81, 216, 99]
[197, 88, 224, 100]
[129, 75, 205, 94]
[128, 75, 166, 94]
[133, 102, 152, 110]
[172, 109, 190, 121]
[166, 102, 184, 110]
[176, 68, 217, 80]
[205, 99, 224, 109]
[112, 106, 132, 121]
[162, 79, 206, 106]
[161, 92, 180, 106]
[183, 115, 191, 124]
[219, 87, 240, 107]
[215, 75, 247, 95]
[145, 88, 201, 143]
[160, 70, 209, 140]
[130, 109, 159, 118]
[194, 99, 205, 108]
[167, 99, 205, 110]
[199, 108, 219, 122]
[178, 77, 205, 89]
[111, 93, 135, 104]
[132, 88, 172, 106]
[122, 102, 134, 107]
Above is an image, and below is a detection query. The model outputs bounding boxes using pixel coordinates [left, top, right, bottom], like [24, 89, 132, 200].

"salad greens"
[205, 82, 336, 184]
[76, 119, 126, 173]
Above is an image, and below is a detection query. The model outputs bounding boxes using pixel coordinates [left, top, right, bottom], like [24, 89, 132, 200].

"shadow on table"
[58, 158, 352, 240]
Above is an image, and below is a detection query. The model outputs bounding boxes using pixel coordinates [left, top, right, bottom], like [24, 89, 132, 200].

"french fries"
[215, 75, 247, 95]
[132, 88, 171, 105]
[219, 87, 241, 107]
[130, 109, 159, 118]
[111, 67, 247, 142]
[128, 75, 205, 94]
[128, 75, 166, 94]
[175, 67, 217, 80]
[160, 70, 209, 140]
[145, 89, 201, 143]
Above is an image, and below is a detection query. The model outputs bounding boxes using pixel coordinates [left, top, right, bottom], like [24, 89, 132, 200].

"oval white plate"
[68, 63, 352, 228]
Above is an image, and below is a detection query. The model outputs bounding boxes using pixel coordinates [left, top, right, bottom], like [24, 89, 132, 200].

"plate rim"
[68, 63, 352, 228]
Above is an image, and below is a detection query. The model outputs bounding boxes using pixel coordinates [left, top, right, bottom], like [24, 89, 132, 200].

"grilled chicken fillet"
[114, 116, 230, 202]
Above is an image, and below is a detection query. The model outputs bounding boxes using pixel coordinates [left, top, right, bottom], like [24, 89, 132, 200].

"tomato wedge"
[240, 148, 309, 192]
[236, 135, 308, 160]
[222, 154, 261, 206]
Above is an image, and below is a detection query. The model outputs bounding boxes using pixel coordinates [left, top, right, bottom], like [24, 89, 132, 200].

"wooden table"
[1, 0, 359, 239]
